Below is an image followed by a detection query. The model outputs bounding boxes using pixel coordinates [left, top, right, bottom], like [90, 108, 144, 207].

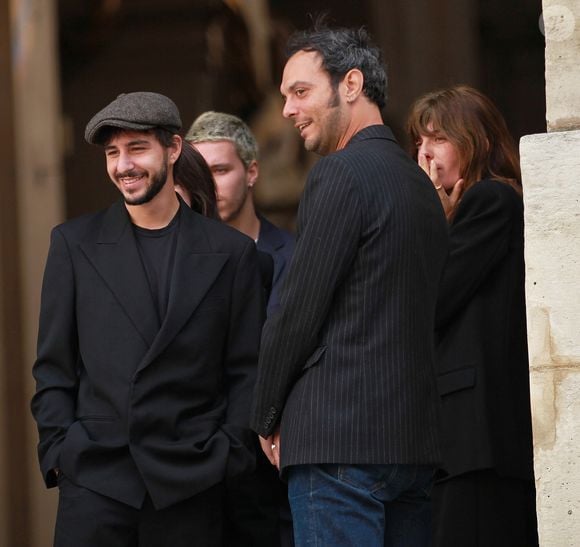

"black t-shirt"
[133, 210, 180, 326]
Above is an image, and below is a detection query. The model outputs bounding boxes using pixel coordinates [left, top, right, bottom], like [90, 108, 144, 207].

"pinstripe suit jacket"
[250, 125, 449, 469]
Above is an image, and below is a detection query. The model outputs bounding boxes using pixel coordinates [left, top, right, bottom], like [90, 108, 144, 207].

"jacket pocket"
[303, 345, 327, 370]
[437, 366, 476, 396]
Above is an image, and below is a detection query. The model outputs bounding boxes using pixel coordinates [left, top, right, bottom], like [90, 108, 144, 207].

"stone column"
[2, 0, 65, 545]
[229, 0, 272, 92]
[0, 3, 20, 545]
[520, 1, 580, 545]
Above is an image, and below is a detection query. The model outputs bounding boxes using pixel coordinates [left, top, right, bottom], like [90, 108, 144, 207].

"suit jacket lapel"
[138, 204, 229, 370]
[80, 200, 159, 347]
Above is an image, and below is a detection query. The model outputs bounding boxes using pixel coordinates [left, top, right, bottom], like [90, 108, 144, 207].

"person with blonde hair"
[408, 85, 538, 546]
[186, 111, 295, 319]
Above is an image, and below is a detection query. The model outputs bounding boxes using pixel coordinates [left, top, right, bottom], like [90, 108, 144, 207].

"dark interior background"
[58, 0, 545, 226]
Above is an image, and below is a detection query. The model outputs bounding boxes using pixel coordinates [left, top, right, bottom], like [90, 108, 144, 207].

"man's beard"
[304, 86, 343, 156]
[122, 160, 168, 206]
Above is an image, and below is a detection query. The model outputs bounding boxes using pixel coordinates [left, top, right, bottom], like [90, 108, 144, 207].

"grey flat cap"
[85, 91, 182, 144]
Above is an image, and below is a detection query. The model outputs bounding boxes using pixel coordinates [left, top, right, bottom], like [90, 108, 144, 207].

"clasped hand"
[259, 427, 281, 470]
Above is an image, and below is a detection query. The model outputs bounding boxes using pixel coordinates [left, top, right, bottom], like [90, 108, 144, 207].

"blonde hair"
[185, 111, 258, 169]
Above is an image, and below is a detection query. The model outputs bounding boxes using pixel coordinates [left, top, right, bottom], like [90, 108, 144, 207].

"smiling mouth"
[118, 173, 145, 187]
[296, 121, 311, 133]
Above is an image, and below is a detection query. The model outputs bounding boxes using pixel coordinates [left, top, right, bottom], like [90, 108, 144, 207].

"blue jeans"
[287, 463, 434, 547]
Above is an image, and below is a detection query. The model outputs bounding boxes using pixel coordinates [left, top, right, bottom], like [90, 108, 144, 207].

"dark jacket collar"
[257, 214, 285, 252]
[346, 124, 397, 147]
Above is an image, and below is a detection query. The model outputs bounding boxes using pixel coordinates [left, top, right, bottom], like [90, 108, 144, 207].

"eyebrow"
[281, 80, 312, 95]
[126, 139, 152, 146]
[105, 139, 151, 151]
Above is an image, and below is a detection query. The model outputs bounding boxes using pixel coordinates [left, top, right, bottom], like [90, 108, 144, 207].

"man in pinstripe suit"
[251, 25, 448, 546]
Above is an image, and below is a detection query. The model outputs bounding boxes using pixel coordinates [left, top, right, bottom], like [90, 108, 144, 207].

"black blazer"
[256, 214, 295, 316]
[31, 199, 263, 509]
[251, 125, 448, 469]
[434, 179, 534, 481]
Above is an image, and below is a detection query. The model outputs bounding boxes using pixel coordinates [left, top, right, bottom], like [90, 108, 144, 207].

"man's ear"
[342, 68, 364, 103]
[247, 159, 259, 188]
[168, 134, 183, 165]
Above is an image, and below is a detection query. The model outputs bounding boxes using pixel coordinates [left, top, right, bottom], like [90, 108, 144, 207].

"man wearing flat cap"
[31, 91, 264, 546]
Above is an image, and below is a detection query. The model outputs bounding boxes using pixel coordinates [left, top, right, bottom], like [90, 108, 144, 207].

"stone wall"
[521, 130, 580, 546]
[544, 1, 580, 130]
[522, 1, 580, 544]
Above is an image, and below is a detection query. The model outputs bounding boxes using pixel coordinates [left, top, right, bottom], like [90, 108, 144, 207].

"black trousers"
[432, 469, 538, 547]
[54, 476, 223, 547]
[223, 446, 295, 547]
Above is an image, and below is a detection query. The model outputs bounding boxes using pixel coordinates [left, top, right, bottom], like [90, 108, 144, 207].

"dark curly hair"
[286, 24, 387, 109]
